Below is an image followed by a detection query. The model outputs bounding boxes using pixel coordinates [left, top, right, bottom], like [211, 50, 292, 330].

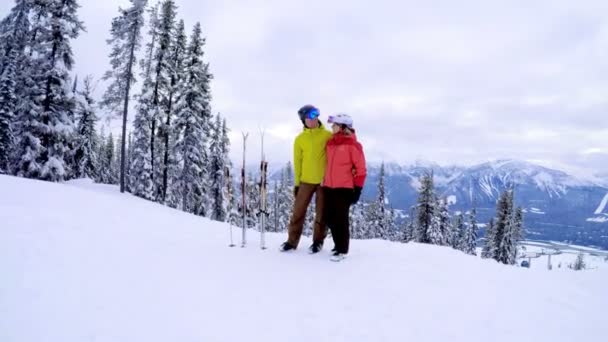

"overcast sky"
[2, 0, 607, 175]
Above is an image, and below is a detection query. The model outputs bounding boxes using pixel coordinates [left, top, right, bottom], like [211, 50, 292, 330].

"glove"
[352, 186, 362, 204]
[294, 186, 299, 197]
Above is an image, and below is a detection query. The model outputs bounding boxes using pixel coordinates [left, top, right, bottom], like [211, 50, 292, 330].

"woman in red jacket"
[323, 114, 367, 262]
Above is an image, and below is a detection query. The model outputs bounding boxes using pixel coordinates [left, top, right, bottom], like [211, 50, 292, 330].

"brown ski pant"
[287, 183, 327, 247]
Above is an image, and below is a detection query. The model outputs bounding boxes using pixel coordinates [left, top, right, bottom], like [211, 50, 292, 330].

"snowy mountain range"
[363, 159, 608, 249]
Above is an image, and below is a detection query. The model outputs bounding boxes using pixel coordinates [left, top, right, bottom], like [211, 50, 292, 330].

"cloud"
[1, 0, 607, 175]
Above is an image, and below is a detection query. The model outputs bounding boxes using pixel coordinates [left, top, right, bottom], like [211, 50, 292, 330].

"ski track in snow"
[594, 192, 608, 215]
[1, 175, 607, 342]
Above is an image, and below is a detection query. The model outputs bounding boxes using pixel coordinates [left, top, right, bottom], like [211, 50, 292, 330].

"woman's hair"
[340, 125, 353, 135]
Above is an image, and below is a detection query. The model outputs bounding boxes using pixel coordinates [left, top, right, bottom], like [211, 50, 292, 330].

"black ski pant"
[323, 187, 353, 254]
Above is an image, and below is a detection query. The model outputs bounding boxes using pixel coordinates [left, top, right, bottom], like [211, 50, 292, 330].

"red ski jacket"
[323, 132, 367, 189]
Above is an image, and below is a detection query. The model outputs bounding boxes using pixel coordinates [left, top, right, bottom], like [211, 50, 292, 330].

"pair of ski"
[229, 132, 269, 250]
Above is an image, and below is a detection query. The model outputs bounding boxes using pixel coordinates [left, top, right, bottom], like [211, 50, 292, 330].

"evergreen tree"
[414, 172, 435, 243]
[494, 190, 517, 265]
[246, 172, 259, 229]
[126, 131, 133, 191]
[0, 0, 30, 76]
[171, 22, 211, 214]
[350, 202, 368, 239]
[140, 2, 159, 79]
[113, 134, 122, 184]
[274, 162, 295, 232]
[452, 213, 465, 249]
[270, 179, 280, 232]
[102, 133, 116, 184]
[159, 18, 187, 201]
[149, 0, 177, 200]
[220, 118, 232, 219]
[129, 103, 154, 199]
[481, 218, 496, 259]
[101, 0, 147, 193]
[428, 197, 448, 246]
[570, 253, 586, 271]
[127, 2, 159, 198]
[209, 113, 226, 221]
[438, 198, 452, 246]
[224, 167, 239, 225]
[402, 206, 416, 242]
[460, 208, 478, 256]
[0, 0, 31, 174]
[12, 0, 84, 182]
[72, 76, 99, 179]
[365, 162, 391, 239]
[513, 206, 524, 245]
[0, 48, 17, 173]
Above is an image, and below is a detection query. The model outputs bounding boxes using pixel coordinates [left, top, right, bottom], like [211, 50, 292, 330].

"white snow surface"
[1, 175, 607, 342]
[587, 216, 608, 223]
[594, 192, 608, 215]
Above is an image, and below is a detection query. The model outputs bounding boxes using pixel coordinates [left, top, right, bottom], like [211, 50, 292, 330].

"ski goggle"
[307, 109, 320, 120]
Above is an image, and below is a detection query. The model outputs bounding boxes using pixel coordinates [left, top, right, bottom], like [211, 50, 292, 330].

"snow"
[528, 207, 546, 215]
[587, 216, 608, 223]
[594, 192, 608, 215]
[1, 175, 607, 342]
[447, 195, 457, 205]
[519, 242, 608, 271]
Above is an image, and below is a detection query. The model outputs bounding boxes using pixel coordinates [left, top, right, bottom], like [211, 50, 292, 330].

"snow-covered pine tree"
[127, 1, 160, 196]
[350, 202, 368, 239]
[113, 134, 123, 184]
[244, 172, 258, 229]
[438, 198, 452, 246]
[171, 22, 212, 215]
[270, 179, 280, 232]
[209, 113, 226, 221]
[125, 131, 133, 191]
[570, 253, 586, 271]
[102, 133, 117, 184]
[158, 19, 186, 202]
[0, 48, 17, 174]
[494, 189, 516, 264]
[148, 0, 177, 200]
[402, 206, 416, 242]
[365, 162, 391, 239]
[101, 0, 147, 193]
[0, 0, 30, 76]
[428, 197, 444, 245]
[220, 118, 232, 220]
[12, 0, 84, 182]
[414, 171, 435, 243]
[0, 0, 32, 173]
[274, 162, 294, 232]
[129, 100, 154, 199]
[224, 167, 239, 226]
[72, 76, 99, 179]
[452, 213, 465, 250]
[140, 2, 159, 79]
[513, 206, 524, 245]
[387, 207, 399, 241]
[460, 207, 478, 255]
[481, 218, 496, 259]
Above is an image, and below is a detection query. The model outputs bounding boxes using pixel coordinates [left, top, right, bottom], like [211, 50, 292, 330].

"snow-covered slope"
[1, 175, 607, 342]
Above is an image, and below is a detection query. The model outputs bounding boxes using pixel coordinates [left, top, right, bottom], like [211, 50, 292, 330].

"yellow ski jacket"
[293, 125, 333, 186]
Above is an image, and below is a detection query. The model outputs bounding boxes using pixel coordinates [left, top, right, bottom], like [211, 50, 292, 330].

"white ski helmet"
[327, 113, 353, 128]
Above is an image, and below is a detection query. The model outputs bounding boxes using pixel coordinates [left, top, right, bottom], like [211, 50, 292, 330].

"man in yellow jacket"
[280, 105, 332, 253]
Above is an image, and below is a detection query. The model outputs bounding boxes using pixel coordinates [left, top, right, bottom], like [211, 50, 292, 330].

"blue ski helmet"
[298, 105, 320, 122]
